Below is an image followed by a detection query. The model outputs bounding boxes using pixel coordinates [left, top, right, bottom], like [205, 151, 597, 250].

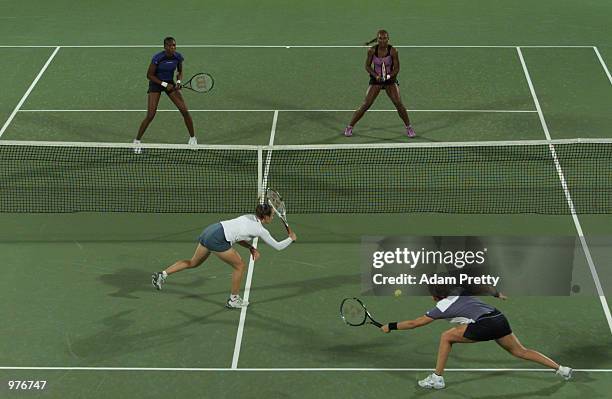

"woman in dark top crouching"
[380, 287, 572, 389]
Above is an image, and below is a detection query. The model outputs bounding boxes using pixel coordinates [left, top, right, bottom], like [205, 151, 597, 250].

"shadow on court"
[160, 271, 361, 305]
[422, 375, 567, 399]
[98, 267, 212, 299]
[68, 308, 229, 362]
[554, 343, 612, 368]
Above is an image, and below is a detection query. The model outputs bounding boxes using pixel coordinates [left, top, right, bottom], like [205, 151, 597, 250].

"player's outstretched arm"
[381, 315, 434, 333]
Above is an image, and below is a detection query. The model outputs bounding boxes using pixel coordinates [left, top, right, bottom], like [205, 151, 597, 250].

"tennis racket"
[381, 61, 390, 82]
[181, 73, 214, 93]
[265, 188, 289, 232]
[340, 297, 383, 328]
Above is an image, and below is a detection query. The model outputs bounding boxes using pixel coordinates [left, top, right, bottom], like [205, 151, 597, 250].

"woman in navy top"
[380, 288, 572, 389]
[344, 30, 415, 138]
[134, 37, 196, 152]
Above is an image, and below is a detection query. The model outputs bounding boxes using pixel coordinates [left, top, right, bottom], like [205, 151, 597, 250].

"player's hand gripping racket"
[181, 73, 214, 93]
[381, 61, 390, 82]
[340, 297, 383, 328]
[265, 189, 290, 232]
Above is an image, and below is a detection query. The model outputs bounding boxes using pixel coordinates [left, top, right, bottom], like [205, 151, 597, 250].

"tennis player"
[344, 30, 415, 138]
[134, 37, 196, 153]
[151, 203, 297, 308]
[381, 288, 572, 389]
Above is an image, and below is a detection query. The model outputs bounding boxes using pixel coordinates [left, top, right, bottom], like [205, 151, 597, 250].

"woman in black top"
[381, 292, 572, 389]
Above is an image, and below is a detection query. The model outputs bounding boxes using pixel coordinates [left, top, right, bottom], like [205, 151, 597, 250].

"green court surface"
[1, 1, 612, 398]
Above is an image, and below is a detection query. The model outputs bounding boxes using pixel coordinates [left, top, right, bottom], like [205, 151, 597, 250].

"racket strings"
[266, 190, 286, 214]
[341, 300, 368, 326]
[195, 76, 208, 90]
[186, 73, 213, 92]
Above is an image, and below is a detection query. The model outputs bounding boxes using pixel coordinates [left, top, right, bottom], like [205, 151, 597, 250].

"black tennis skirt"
[463, 309, 512, 341]
[148, 80, 175, 93]
[369, 76, 399, 87]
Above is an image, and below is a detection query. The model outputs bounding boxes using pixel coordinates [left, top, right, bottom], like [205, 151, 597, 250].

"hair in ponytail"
[364, 29, 389, 46]
[364, 37, 377, 46]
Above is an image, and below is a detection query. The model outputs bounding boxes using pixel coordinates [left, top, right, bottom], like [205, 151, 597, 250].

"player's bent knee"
[443, 329, 463, 342]
[234, 260, 246, 271]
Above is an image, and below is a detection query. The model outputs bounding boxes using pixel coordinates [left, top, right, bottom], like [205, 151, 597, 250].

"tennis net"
[1, 139, 610, 214]
[0, 142, 260, 213]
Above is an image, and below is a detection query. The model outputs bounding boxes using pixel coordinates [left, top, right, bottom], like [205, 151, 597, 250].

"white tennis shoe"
[556, 365, 573, 380]
[151, 272, 166, 290]
[418, 373, 445, 389]
[133, 139, 142, 154]
[226, 296, 249, 309]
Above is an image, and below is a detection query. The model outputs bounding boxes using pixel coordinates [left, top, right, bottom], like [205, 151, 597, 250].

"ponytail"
[364, 37, 377, 46]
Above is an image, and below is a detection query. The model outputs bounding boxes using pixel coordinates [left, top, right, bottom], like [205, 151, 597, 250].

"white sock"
[134, 139, 141, 144]
[162, 271, 167, 278]
[230, 294, 239, 301]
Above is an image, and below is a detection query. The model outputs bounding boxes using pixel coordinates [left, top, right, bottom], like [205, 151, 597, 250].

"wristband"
[388, 322, 398, 331]
[176, 80, 181, 84]
[161, 82, 168, 88]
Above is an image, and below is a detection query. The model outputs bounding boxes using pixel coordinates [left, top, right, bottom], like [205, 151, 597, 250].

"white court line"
[18, 109, 537, 113]
[0, 45, 597, 49]
[593, 47, 612, 86]
[230, 240, 258, 369]
[517, 47, 612, 335]
[0, 46, 60, 138]
[231, 110, 279, 369]
[0, 366, 609, 372]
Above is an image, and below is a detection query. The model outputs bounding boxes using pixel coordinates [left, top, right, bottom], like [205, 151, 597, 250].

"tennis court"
[1, 1, 612, 398]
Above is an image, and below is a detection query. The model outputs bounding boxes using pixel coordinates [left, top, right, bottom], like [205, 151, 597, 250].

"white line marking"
[0, 366, 609, 372]
[0, 45, 597, 49]
[0, 46, 60, 138]
[517, 46, 612, 335]
[263, 110, 279, 186]
[231, 110, 279, 369]
[257, 149, 263, 199]
[2, 138, 612, 150]
[230, 237, 258, 369]
[593, 47, 612, 86]
[18, 109, 537, 113]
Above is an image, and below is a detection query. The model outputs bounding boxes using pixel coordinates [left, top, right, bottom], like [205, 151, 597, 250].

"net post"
[257, 147, 263, 203]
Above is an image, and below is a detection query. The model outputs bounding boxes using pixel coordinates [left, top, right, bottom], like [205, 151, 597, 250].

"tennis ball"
[394, 289, 402, 297]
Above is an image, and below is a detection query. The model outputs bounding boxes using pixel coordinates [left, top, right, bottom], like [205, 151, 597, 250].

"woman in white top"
[151, 203, 297, 308]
